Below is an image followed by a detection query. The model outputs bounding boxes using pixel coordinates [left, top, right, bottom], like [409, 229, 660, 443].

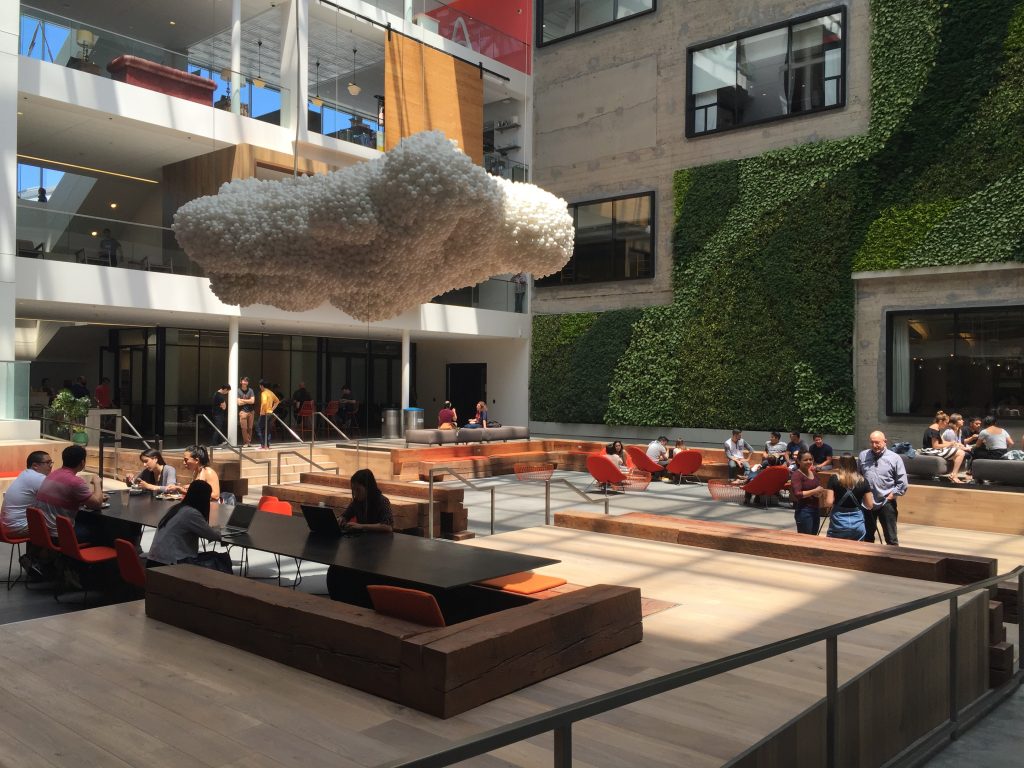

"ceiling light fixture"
[169, 20, 176, 26]
[90, 230, 98, 237]
[252, 39, 265, 88]
[347, 47, 361, 96]
[110, 202, 118, 209]
[311, 59, 323, 107]
[16, 154, 159, 184]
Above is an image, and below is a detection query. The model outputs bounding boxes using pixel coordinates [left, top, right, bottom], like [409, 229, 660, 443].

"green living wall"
[531, 0, 1024, 433]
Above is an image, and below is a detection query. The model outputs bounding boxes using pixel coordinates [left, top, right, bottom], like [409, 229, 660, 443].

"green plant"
[46, 389, 92, 437]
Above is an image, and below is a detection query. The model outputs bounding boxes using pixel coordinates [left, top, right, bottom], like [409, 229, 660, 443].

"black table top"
[102, 493, 559, 590]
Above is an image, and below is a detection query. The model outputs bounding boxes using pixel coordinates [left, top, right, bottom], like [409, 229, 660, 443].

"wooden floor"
[0, 527, 984, 768]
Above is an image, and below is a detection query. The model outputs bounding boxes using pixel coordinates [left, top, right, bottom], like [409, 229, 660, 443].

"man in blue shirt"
[857, 431, 909, 545]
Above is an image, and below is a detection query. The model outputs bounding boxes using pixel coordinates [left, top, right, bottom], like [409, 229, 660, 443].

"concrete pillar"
[228, 316, 239, 445]
[279, 0, 308, 141]
[400, 329, 411, 408]
[230, 0, 241, 114]
[0, 0, 19, 366]
[405, 0, 414, 23]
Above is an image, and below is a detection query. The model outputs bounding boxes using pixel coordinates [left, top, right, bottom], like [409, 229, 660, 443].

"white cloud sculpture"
[173, 131, 575, 322]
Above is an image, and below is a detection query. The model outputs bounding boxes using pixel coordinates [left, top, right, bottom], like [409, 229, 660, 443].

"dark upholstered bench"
[971, 458, 1024, 486]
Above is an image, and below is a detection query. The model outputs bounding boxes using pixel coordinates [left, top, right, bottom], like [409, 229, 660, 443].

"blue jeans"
[256, 414, 272, 447]
[728, 459, 749, 479]
[794, 504, 820, 535]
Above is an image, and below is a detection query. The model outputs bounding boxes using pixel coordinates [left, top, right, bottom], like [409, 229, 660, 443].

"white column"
[400, 329, 411, 409]
[228, 317, 239, 445]
[405, 0, 414, 24]
[230, 0, 241, 115]
[279, 0, 308, 141]
[0, 1, 20, 366]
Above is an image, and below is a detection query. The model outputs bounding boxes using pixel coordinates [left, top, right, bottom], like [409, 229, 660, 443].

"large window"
[887, 307, 1024, 417]
[538, 0, 655, 46]
[688, 9, 844, 136]
[537, 192, 653, 286]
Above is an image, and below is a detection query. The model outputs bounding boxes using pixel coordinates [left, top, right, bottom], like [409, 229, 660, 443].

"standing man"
[724, 429, 752, 479]
[94, 377, 112, 408]
[0, 451, 53, 537]
[291, 381, 312, 424]
[237, 376, 256, 448]
[858, 431, 908, 545]
[513, 272, 528, 313]
[211, 384, 231, 444]
[256, 379, 281, 450]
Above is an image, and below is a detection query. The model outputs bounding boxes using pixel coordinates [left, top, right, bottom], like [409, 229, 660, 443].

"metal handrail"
[544, 477, 610, 525]
[427, 467, 498, 538]
[265, 411, 305, 445]
[275, 450, 339, 484]
[385, 565, 1024, 768]
[195, 414, 272, 487]
[312, 411, 351, 443]
[41, 416, 162, 485]
[120, 414, 152, 450]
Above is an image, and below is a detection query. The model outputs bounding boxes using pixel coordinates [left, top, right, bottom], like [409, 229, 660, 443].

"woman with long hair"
[824, 455, 874, 541]
[146, 481, 222, 566]
[920, 411, 968, 483]
[125, 448, 176, 493]
[790, 450, 826, 535]
[606, 440, 626, 467]
[170, 444, 220, 501]
[341, 468, 394, 533]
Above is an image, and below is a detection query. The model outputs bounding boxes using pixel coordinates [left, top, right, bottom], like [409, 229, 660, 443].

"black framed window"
[887, 307, 1024, 417]
[687, 8, 845, 136]
[537, 192, 654, 286]
[538, 0, 655, 47]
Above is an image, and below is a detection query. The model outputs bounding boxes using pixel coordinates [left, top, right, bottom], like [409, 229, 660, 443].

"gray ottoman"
[898, 453, 949, 478]
[970, 459, 1024, 486]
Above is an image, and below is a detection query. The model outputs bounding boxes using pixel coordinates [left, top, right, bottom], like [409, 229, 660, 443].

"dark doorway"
[446, 363, 486, 427]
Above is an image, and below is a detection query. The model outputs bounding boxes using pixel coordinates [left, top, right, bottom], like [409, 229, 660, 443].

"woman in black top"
[825, 456, 874, 541]
[920, 410, 968, 483]
[341, 469, 394, 533]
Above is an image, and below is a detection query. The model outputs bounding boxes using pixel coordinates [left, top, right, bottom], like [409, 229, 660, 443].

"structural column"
[230, 0, 241, 115]
[400, 329, 410, 408]
[0, 1, 21, 417]
[228, 316, 239, 445]
[279, 0, 309, 141]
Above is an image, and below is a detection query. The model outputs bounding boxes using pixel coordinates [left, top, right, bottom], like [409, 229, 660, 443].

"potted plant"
[46, 389, 93, 444]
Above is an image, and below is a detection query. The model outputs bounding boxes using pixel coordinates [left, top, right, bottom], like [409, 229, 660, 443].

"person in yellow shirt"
[255, 379, 281, 449]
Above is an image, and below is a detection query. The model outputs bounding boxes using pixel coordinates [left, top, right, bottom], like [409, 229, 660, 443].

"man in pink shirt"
[34, 445, 105, 538]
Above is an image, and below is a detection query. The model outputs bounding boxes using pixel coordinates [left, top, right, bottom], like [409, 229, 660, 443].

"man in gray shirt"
[857, 431, 908, 545]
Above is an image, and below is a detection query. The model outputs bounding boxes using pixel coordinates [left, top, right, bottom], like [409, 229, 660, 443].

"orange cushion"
[367, 585, 446, 627]
[477, 571, 567, 595]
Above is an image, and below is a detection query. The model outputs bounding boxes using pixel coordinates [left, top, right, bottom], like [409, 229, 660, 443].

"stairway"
[236, 446, 339, 489]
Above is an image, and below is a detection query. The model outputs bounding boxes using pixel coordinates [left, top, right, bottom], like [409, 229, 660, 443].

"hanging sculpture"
[172, 131, 575, 322]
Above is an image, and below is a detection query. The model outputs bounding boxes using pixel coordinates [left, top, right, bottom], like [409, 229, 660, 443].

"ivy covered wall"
[530, 0, 1024, 433]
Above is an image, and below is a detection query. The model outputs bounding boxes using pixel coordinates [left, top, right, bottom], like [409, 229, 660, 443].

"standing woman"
[125, 449, 177, 494]
[825, 455, 874, 541]
[790, 450, 826, 535]
[171, 444, 220, 502]
[146, 481, 223, 567]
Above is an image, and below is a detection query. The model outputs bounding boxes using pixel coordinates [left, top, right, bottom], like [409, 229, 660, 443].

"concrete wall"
[531, 0, 871, 314]
[853, 262, 1024, 447]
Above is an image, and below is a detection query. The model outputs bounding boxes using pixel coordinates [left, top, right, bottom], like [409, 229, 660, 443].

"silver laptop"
[219, 503, 257, 538]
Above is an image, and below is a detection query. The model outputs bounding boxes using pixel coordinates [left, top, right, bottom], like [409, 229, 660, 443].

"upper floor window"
[687, 8, 844, 137]
[536, 192, 654, 286]
[538, 0, 655, 47]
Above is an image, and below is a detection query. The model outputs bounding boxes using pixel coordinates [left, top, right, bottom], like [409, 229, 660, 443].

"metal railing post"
[1019, 570, 1024, 673]
[553, 724, 571, 768]
[428, 472, 436, 540]
[604, 497, 609, 515]
[826, 635, 838, 768]
[545, 480, 551, 525]
[949, 596, 959, 731]
[490, 486, 495, 536]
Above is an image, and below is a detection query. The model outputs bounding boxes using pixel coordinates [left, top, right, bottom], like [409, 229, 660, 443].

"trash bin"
[382, 408, 401, 439]
[403, 407, 424, 437]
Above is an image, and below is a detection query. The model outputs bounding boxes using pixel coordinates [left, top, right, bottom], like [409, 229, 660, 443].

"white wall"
[415, 338, 530, 427]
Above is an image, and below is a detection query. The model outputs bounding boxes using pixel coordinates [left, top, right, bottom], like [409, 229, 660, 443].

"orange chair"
[625, 445, 666, 476]
[477, 571, 567, 595]
[254, 499, 299, 586]
[741, 465, 791, 508]
[55, 515, 116, 602]
[586, 454, 629, 494]
[367, 585, 446, 627]
[0, 523, 29, 590]
[26, 507, 60, 558]
[257, 495, 279, 509]
[296, 400, 315, 439]
[666, 450, 703, 484]
[322, 400, 340, 436]
[114, 538, 146, 590]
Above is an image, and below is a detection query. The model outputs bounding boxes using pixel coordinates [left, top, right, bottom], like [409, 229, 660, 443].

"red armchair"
[624, 445, 665, 475]
[586, 454, 629, 494]
[741, 466, 791, 507]
[666, 450, 703, 484]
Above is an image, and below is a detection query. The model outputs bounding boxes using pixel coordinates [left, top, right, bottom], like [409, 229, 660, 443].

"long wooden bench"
[390, 440, 607, 481]
[555, 511, 997, 586]
[146, 564, 642, 719]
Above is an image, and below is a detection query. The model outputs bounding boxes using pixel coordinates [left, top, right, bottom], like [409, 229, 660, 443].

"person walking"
[857, 431, 908, 545]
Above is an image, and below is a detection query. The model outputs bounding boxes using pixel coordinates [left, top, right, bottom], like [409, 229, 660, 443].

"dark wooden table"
[103, 493, 558, 590]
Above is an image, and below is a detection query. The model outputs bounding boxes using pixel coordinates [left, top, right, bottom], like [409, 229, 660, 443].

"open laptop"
[302, 504, 359, 538]
[219, 503, 257, 538]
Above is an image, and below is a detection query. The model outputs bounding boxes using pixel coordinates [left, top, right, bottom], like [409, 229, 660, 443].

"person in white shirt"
[724, 430, 752, 479]
[646, 436, 670, 480]
[0, 451, 53, 537]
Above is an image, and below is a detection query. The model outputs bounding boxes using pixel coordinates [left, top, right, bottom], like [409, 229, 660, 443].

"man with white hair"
[857, 431, 908, 545]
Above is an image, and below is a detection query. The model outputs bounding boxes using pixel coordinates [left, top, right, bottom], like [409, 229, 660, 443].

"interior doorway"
[446, 363, 486, 427]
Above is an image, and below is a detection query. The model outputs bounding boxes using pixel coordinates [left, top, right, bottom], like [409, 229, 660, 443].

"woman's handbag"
[179, 550, 233, 574]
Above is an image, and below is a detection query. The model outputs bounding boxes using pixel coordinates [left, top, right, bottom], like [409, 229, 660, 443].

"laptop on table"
[219, 503, 257, 539]
[301, 504, 360, 538]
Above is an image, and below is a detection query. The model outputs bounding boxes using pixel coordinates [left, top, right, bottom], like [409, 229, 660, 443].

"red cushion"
[477, 572, 567, 595]
[367, 585, 446, 627]
[77, 546, 117, 563]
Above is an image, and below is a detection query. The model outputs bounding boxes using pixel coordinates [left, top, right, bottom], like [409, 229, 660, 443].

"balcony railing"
[308, 95, 382, 149]
[432, 276, 529, 314]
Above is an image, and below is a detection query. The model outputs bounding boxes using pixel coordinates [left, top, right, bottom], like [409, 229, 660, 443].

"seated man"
[786, 431, 808, 469]
[763, 431, 787, 464]
[34, 444, 106, 540]
[646, 436, 670, 479]
[0, 450, 53, 537]
[724, 429, 752, 479]
[809, 434, 834, 470]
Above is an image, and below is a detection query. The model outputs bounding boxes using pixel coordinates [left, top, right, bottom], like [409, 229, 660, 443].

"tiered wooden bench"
[389, 440, 607, 482]
[263, 472, 471, 539]
[146, 564, 642, 718]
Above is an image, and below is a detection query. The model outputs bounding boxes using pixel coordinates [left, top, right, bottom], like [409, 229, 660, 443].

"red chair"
[0, 523, 29, 590]
[114, 538, 146, 590]
[741, 466, 791, 508]
[255, 499, 299, 586]
[26, 507, 60, 557]
[55, 515, 116, 602]
[257, 495, 279, 509]
[667, 450, 703, 484]
[367, 585, 446, 627]
[586, 454, 629, 494]
[625, 445, 666, 476]
[296, 400, 315, 439]
[322, 400, 340, 437]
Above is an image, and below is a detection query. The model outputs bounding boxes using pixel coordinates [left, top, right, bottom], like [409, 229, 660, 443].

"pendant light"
[252, 39, 265, 88]
[347, 47, 361, 96]
[311, 59, 323, 107]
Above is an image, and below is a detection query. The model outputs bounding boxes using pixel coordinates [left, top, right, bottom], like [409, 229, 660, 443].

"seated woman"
[606, 440, 627, 467]
[146, 480, 222, 567]
[824, 455, 874, 541]
[920, 411, 968, 483]
[464, 401, 488, 429]
[125, 448, 177, 494]
[170, 444, 221, 501]
[437, 400, 458, 430]
[974, 415, 1015, 460]
[327, 469, 394, 604]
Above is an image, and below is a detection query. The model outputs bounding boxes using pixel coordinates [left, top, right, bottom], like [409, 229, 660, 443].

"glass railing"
[407, 1, 531, 74]
[484, 152, 529, 182]
[432, 276, 530, 314]
[0, 362, 31, 421]
[16, 202, 199, 276]
[308, 95, 382, 149]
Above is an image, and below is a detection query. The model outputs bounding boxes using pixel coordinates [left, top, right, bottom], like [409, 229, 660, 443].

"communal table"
[102, 492, 559, 591]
